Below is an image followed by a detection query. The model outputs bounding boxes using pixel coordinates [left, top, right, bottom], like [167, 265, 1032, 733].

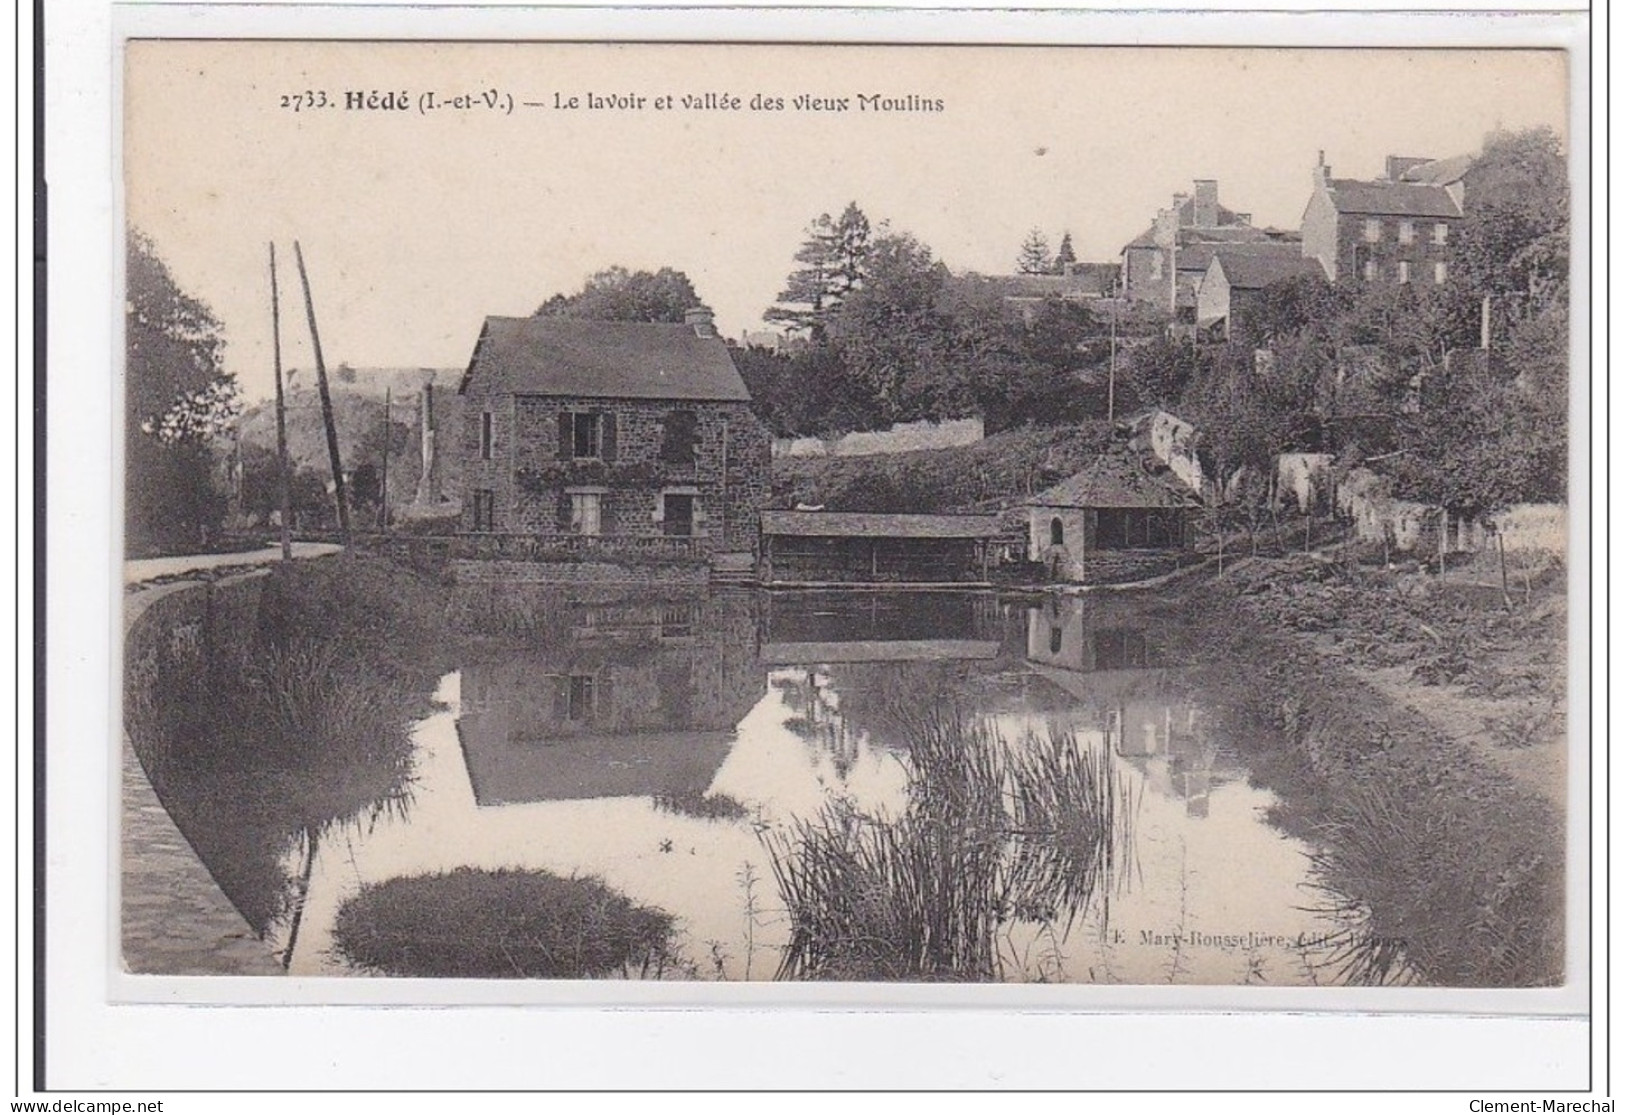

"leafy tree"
[1017, 228, 1052, 275]
[125, 230, 241, 554]
[824, 232, 969, 425]
[536, 266, 707, 323]
[1453, 127, 1569, 305]
[1119, 334, 1201, 412]
[1052, 232, 1077, 274]
[765, 202, 873, 337]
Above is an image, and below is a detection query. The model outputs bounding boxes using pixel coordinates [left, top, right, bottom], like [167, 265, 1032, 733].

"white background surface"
[26, 0, 1604, 1099]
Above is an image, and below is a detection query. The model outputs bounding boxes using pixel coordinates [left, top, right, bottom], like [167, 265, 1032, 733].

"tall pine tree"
[1053, 231, 1077, 274]
[1017, 228, 1052, 275]
[766, 202, 872, 338]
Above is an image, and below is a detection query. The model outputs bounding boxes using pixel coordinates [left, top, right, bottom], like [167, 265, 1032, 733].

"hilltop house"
[457, 309, 771, 578]
[1300, 152, 1467, 285]
[1195, 247, 1330, 342]
[1119, 178, 1300, 313]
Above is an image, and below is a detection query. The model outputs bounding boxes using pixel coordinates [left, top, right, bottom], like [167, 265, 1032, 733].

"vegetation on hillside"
[772, 421, 1116, 517]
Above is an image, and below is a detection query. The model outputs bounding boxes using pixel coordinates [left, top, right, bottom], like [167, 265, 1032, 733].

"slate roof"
[1027, 453, 1203, 510]
[1326, 178, 1463, 219]
[459, 316, 751, 401]
[1211, 251, 1329, 290]
[1178, 240, 1306, 275]
[760, 510, 1003, 539]
[1399, 154, 1473, 186]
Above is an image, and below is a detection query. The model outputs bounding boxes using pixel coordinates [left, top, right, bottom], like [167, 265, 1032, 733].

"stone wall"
[772, 417, 985, 460]
[451, 558, 710, 587]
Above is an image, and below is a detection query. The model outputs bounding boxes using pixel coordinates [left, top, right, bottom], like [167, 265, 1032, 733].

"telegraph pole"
[269, 244, 293, 560]
[293, 241, 351, 544]
[379, 386, 391, 530]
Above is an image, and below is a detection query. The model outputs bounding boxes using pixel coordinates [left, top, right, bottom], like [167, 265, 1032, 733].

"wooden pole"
[293, 241, 351, 544]
[1107, 312, 1117, 422]
[379, 386, 391, 530]
[1437, 508, 1448, 581]
[1496, 529, 1512, 610]
[269, 244, 293, 560]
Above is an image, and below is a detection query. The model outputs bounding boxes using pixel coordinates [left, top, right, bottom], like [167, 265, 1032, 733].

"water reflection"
[143, 583, 1399, 984]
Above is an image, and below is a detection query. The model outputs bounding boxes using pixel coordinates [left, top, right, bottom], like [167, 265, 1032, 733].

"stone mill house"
[457, 309, 771, 582]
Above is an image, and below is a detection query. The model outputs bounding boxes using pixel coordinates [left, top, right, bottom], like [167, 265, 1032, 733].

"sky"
[124, 42, 1570, 402]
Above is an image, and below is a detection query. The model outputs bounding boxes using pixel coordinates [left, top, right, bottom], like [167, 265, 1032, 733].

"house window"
[662, 493, 696, 537]
[1363, 218, 1382, 242]
[1049, 626, 1064, 655]
[1398, 220, 1415, 244]
[1434, 261, 1448, 285]
[1149, 253, 1163, 280]
[568, 491, 602, 536]
[659, 409, 700, 465]
[471, 489, 495, 532]
[1433, 222, 1449, 245]
[1363, 259, 1378, 282]
[479, 411, 493, 460]
[1397, 261, 1411, 284]
[1050, 517, 1064, 547]
[567, 675, 596, 721]
[572, 412, 602, 459]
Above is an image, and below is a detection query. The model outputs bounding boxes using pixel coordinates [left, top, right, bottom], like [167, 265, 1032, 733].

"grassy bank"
[1157, 557, 1567, 986]
[772, 421, 1115, 518]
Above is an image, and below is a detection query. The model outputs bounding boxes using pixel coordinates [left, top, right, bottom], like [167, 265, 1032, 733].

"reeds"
[762, 712, 1135, 982]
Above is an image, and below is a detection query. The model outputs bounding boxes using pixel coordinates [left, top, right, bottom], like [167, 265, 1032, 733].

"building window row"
[1362, 219, 1449, 245]
[1363, 259, 1448, 285]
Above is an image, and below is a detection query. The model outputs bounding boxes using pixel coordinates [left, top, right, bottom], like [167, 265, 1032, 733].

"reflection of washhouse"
[455, 593, 767, 806]
[760, 591, 1007, 778]
[1025, 595, 1232, 818]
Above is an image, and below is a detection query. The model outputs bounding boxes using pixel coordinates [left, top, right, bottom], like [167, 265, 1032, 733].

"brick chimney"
[684, 307, 716, 338]
[1315, 150, 1331, 187]
[1385, 155, 1431, 181]
[1192, 179, 1219, 227]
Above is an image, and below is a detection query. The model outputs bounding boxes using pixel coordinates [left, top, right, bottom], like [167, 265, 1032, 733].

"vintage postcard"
[116, 31, 1582, 1009]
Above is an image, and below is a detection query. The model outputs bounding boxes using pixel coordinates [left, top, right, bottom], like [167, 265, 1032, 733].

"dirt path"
[124, 542, 343, 586]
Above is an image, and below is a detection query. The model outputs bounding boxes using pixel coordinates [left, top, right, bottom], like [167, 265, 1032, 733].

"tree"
[765, 202, 873, 338]
[824, 232, 969, 425]
[1453, 127, 1569, 305]
[536, 266, 707, 323]
[1053, 232, 1077, 274]
[125, 230, 241, 554]
[1017, 228, 1052, 275]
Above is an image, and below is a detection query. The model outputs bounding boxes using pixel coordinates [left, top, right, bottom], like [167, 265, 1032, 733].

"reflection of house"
[1027, 446, 1203, 585]
[456, 310, 771, 575]
[1023, 598, 1224, 818]
[761, 590, 1003, 664]
[1195, 249, 1329, 342]
[759, 511, 1002, 587]
[456, 593, 765, 805]
[1300, 153, 1466, 285]
[1120, 178, 1301, 313]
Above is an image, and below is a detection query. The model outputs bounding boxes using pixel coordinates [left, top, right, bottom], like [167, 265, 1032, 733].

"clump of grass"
[762, 713, 1135, 982]
[651, 790, 750, 822]
[331, 867, 679, 979]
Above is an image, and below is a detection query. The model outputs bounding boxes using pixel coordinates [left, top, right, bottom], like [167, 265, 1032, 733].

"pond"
[133, 575, 1558, 986]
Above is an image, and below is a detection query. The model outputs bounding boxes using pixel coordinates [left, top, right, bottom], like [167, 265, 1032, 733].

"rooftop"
[1326, 178, 1463, 219]
[1028, 452, 1203, 510]
[760, 510, 1004, 539]
[459, 316, 751, 402]
[1210, 251, 1329, 290]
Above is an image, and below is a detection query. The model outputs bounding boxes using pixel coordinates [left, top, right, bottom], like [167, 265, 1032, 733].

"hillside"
[771, 421, 1118, 523]
[236, 383, 465, 509]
